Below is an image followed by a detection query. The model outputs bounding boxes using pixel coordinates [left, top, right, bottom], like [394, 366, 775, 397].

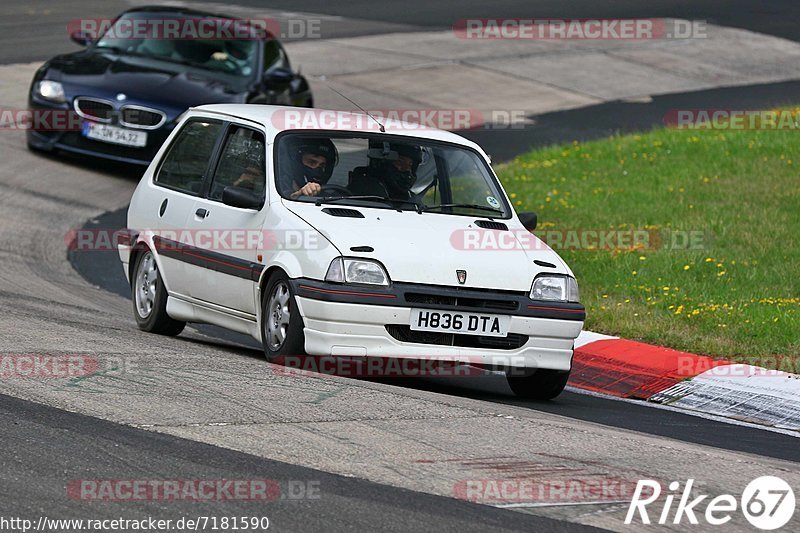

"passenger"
[348, 143, 423, 200]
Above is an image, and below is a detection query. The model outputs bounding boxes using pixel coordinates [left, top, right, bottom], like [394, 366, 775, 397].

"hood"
[285, 202, 571, 292]
[44, 50, 246, 114]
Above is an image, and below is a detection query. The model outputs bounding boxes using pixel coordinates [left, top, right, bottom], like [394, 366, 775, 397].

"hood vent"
[322, 208, 365, 218]
[475, 220, 508, 230]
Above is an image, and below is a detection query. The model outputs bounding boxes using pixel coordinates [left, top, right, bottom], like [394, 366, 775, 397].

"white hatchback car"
[119, 104, 584, 399]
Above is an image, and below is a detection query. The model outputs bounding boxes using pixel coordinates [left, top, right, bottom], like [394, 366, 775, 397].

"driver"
[348, 142, 423, 200]
[283, 138, 338, 199]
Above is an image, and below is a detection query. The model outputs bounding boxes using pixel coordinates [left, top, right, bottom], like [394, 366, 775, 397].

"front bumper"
[27, 100, 175, 166]
[292, 279, 584, 370]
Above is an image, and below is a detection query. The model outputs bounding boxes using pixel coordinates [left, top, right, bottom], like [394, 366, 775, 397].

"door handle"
[195, 208, 209, 218]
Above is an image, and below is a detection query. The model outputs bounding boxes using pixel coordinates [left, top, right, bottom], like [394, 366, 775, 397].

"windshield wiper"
[315, 195, 422, 213]
[423, 203, 503, 215]
[95, 45, 209, 69]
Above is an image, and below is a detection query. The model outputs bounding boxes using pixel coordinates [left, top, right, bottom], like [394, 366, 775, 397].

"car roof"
[125, 5, 231, 18]
[189, 104, 490, 157]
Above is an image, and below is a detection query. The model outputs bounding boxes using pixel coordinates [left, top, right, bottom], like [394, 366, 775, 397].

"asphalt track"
[4, 2, 800, 532]
[1, 392, 597, 533]
[188, 0, 800, 44]
[70, 206, 800, 465]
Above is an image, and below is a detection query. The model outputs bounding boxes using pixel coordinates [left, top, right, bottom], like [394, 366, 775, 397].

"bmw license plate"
[409, 309, 510, 337]
[82, 121, 147, 147]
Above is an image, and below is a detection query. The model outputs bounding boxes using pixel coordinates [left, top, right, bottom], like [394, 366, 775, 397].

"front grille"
[74, 97, 113, 122]
[386, 325, 528, 350]
[119, 105, 166, 129]
[405, 292, 518, 311]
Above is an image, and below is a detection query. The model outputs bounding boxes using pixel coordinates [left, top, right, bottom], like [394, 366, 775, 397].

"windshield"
[276, 133, 511, 218]
[94, 13, 260, 77]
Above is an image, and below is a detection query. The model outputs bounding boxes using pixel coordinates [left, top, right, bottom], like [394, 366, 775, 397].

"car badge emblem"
[456, 269, 467, 284]
[116, 93, 127, 101]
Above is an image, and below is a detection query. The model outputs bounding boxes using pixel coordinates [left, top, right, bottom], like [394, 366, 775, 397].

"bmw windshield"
[93, 12, 260, 78]
[276, 133, 511, 218]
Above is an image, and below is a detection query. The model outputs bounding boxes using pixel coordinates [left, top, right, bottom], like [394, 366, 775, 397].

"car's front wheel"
[506, 369, 570, 400]
[131, 249, 185, 336]
[261, 272, 305, 361]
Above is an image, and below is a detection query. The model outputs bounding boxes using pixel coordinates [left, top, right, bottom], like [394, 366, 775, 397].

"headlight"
[35, 80, 66, 103]
[325, 257, 390, 286]
[530, 275, 579, 303]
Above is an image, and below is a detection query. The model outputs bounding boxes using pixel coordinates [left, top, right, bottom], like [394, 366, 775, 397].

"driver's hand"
[297, 182, 321, 197]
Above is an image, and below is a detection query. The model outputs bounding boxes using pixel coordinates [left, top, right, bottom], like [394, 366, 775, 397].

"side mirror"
[518, 212, 537, 231]
[70, 30, 94, 46]
[263, 67, 294, 86]
[222, 186, 264, 210]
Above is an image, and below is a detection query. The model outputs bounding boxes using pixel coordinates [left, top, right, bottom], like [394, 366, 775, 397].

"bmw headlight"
[325, 257, 390, 286]
[35, 80, 66, 103]
[530, 275, 579, 303]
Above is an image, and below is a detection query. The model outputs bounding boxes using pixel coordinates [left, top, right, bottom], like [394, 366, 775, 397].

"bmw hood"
[285, 202, 571, 292]
[43, 50, 246, 112]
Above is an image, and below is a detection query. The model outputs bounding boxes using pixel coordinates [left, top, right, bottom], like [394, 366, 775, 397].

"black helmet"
[367, 142, 424, 198]
[390, 143, 423, 174]
[287, 137, 338, 186]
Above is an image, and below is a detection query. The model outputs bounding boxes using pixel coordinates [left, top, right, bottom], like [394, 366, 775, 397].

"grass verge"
[496, 119, 800, 363]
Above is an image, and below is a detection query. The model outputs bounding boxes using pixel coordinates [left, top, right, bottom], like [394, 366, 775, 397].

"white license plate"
[82, 122, 147, 147]
[409, 309, 511, 337]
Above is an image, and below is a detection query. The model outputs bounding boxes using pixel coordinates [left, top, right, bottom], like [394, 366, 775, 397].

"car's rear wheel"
[261, 272, 305, 361]
[506, 369, 570, 400]
[132, 250, 185, 336]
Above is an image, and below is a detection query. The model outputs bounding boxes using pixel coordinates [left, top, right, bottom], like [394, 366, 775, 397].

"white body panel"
[121, 104, 583, 370]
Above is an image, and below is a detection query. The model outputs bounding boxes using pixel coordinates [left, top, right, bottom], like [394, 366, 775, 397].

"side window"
[264, 40, 289, 71]
[208, 126, 266, 201]
[155, 120, 222, 194]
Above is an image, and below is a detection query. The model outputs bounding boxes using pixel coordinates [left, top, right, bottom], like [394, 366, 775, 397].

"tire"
[507, 369, 570, 400]
[261, 271, 305, 362]
[131, 249, 185, 336]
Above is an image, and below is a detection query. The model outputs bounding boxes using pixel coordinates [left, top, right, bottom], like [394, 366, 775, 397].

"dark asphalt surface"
[0, 392, 600, 533]
[460, 79, 800, 161]
[70, 206, 800, 466]
[190, 0, 800, 44]
[6, 2, 800, 530]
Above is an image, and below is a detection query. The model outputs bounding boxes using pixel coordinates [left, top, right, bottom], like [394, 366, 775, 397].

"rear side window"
[155, 119, 223, 194]
[208, 126, 266, 201]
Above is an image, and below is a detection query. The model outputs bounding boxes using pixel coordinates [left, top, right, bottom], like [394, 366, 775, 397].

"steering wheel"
[318, 184, 351, 196]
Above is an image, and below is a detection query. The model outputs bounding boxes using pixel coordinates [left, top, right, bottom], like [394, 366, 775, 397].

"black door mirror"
[518, 212, 537, 231]
[263, 67, 294, 87]
[222, 186, 264, 210]
[70, 30, 94, 46]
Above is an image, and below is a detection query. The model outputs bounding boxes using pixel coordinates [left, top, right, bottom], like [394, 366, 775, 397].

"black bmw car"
[27, 6, 313, 165]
